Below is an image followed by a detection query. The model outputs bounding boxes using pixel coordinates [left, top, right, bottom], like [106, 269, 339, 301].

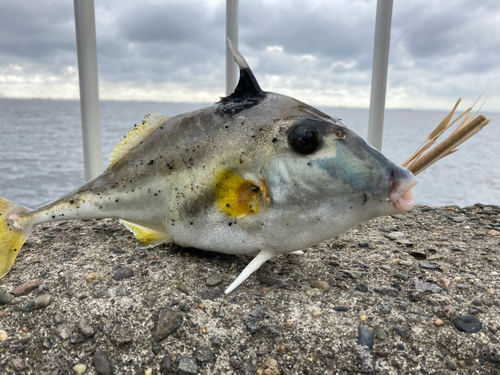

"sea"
[0, 98, 498, 209]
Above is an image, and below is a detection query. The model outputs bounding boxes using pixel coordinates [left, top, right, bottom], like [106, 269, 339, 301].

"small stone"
[12, 357, 26, 372]
[177, 357, 198, 375]
[440, 278, 451, 288]
[375, 329, 387, 340]
[342, 269, 365, 279]
[256, 358, 279, 375]
[196, 346, 214, 362]
[206, 275, 223, 286]
[393, 273, 409, 281]
[73, 364, 87, 375]
[419, 262, 440, 270]
[442, 305, 459, 321]
[357, 327, 374, 348]
[333, 306, 348, 312]
[243, 306, 266, 333]
[244, 358, 256, 375]
[110, 325, 133, 345]
[112, 267, 134, 280]
[487, 229, 500, 236]
[359, 315, 367, 321]
[86, 272, 99, 284]
[356, 345, 374, 373]
[155, 308, 183, 342]
[257, 276, 276, 286]
[94, 349, 112, 375]
[434, 319, 444, 326]
[144, 369, 152, 375]
[0, 330, 8, 342]
[455, 315, 483, 333]
[394, 324, 409, 339]
[313, 310, 323, 316]
[386, 232, 405, 240]
[54, 312, 64, 325]
[10, 280, 43, 296]
[355, 283, 369, 293]
[56, 325, 72, 340]
[380, 303, 392, 314]
[414, 280, 442, 294]
[116, 285, 130, 296]
[176, 282, 190, 295]
[451, 217, 466, 223]
[78, 317, 95, 338]
[374, 286, 399, 296]
[0, 290, 13, 305]
[22, 293, 52, 311]
[391, 214, 407, 220]
[159, 355, 172, 374]
[311, 280, 330, 292]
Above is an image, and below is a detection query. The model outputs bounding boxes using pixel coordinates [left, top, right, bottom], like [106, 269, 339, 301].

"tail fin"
[0, 197, 33, 278]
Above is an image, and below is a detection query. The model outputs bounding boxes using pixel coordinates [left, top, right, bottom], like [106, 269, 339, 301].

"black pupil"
[289, 124, 319, 154]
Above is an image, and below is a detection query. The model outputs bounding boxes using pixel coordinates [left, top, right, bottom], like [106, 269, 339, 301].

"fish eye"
[288, 123, 321, 154]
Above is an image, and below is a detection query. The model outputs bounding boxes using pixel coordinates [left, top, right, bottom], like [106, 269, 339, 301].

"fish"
[0, 40, 417, 294]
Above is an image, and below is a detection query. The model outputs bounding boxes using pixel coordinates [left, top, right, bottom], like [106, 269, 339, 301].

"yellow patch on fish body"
[214, 168, 270, 218]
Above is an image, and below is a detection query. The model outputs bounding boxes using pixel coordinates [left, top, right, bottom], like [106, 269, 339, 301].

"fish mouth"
[388, 166, 417, 214]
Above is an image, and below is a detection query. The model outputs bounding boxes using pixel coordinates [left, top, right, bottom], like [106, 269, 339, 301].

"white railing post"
[367, 0, 393, 151]
[74, 0, 103, 180]
[226, 0, 239, 96]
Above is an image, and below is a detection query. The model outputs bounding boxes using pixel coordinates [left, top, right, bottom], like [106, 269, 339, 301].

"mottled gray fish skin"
[0, 40, 416, 293]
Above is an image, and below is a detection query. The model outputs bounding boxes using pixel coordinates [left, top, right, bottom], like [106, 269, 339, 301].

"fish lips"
[388, 165, 417, 214]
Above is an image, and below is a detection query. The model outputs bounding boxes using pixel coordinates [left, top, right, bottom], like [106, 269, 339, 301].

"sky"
[0, 0, 499, 111]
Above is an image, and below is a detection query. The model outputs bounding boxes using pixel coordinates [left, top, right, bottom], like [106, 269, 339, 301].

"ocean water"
[0, 98, 498, 208]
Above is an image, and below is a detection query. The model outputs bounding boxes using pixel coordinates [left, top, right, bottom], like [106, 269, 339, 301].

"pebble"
[257, 276, 276, 286]
[0, 330, 8, 342]
[206, 275, 223, 286]
[73, 364, 87, 374]
[112, 267, 134, 280]
[342, 269, 365, 279]
[357, 327, 373, 348]
[176, 282, 190, 295]
[10, 280, 42, 296]
[160, 356, 173, 374]
[374, 286, 399, 296]
[386, 232, 405, 240]
[177, 357, 198, 375]
[155, 308, 183, 342]
[243, 306, 266, 332]
[488, 229, 500, 236]
[394, 324, 409, 339]
[380, 303, 392, 314]
[144, 369, 152, 375]
[439, 278, 451, 288]
[77, 317, 95, 338]
[110, 325, 133, 345]
[454, 315, 483, 333]
[93, 349, 112, 375]
[116, 285, 131, 296]
[256, 358, 279, 375]
[311, 280, 330, 292]
[393, 273, 409, 281]
[196, 346, 215, 362]
[0, 290, 13, 305]
[21, 293, 52, 312]
[355, 283, 369, 292]
[419, 262, 440, 270]
[333, 306, 348, 312]
[434, 319, 444, 326]
[12, 357, 26, 371]
[86, 272, 99, 284]
[356, 345, 374, 373]
[375, 329, 387, 340]
[414, 280, 442, 294]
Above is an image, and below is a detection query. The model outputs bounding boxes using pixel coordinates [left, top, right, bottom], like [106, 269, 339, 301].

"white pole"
[226, 0, 239, 96]
[367, 0, 393, 151]
[74, 0, 103, 180]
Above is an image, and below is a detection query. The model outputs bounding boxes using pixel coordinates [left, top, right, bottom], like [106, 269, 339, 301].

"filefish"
[0, 40, 416, 293]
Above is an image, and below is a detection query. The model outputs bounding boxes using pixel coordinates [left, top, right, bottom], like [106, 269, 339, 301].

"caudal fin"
[0, 197, 33, 278]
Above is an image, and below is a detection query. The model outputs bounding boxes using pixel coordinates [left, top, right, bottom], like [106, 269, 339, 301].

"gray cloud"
[0, 0, 498, 110]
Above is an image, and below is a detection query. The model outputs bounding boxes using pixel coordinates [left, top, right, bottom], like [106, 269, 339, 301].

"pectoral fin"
[224, 249, 276, 294]
[120, 219, 171, 248]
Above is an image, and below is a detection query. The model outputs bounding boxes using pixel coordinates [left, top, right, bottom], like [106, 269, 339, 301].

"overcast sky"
[0, 0, 499, 111]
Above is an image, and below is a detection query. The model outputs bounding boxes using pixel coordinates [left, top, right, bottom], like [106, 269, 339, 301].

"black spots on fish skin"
[148, 160, 155, 166]
[69, 199, 74, 204]
[167, 162, 173, 170]
[272, 137, 277, 143]
[362, 193, 368, 205]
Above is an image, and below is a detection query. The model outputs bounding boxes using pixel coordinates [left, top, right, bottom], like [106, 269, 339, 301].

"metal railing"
[73, 0, 391, 179]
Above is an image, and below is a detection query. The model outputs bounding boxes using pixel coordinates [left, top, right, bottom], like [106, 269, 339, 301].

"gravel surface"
[1, 204, 500, 374]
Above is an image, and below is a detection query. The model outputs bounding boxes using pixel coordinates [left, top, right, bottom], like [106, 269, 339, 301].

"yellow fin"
[108, 113, 170, 167]
[214, 169, 270, 218]
[120, 219, 170, 248]
[0, 197, 32, 278]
